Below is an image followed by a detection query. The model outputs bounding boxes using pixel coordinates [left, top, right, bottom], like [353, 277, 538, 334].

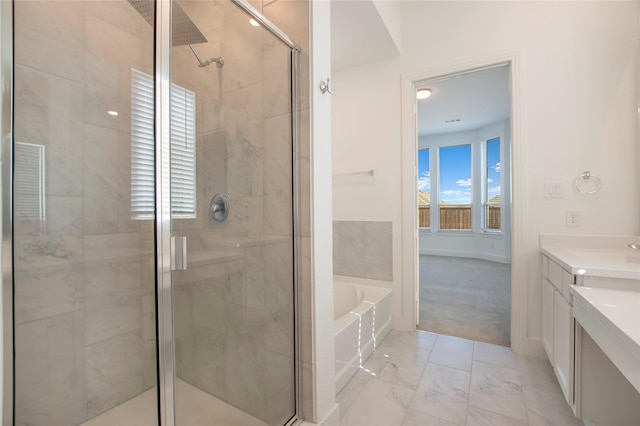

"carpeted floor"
[418, 255, 511, 347]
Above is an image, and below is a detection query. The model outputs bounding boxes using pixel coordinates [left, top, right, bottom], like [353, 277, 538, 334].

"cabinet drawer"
[542, 255, 549, 279]
[548, 258, 563, 291]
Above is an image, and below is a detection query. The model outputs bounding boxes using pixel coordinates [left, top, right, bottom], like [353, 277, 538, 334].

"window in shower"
[14, 141, 46, 222]
[131, 68, 197, 219]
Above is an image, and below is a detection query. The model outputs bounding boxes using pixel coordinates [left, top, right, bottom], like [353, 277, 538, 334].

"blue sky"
[418, 140, 500, 204]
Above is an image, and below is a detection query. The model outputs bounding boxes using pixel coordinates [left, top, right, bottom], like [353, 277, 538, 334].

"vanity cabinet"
[541, 254, 577, 411]
[541, 277, 555, 361]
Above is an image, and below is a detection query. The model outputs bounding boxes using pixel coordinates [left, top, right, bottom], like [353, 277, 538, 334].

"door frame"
[400, 52, 528, 353]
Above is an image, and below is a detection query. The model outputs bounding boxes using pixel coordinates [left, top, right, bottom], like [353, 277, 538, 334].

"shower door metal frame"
[155, 0, 176, 424]
[1, 0, 14, 423]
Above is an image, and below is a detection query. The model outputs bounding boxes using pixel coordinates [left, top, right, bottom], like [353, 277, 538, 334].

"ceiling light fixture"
[416, 88, 432, 100]
[249, 18, 260, 27]
[107, 110, 119, 116]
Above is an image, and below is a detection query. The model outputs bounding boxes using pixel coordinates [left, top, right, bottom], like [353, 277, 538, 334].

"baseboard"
[420, 248, 511, 264]
[320, 402, 340, 426]
[392, 314, 414, 331]
[526, 337, 547, 359]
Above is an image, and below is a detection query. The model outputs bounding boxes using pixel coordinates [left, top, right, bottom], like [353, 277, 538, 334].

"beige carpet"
[418, 255, 511, 346]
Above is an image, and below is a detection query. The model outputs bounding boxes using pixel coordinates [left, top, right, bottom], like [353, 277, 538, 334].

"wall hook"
[319, 78, 335, 94]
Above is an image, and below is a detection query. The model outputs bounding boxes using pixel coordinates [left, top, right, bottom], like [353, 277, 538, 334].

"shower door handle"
[171, 236, 188, 271]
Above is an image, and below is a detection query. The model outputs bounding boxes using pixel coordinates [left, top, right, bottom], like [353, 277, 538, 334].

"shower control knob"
[209, 194, 230, 222]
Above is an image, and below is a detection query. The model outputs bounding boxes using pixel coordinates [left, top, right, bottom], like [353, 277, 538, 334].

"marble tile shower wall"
[333, 221, 394, 281]
[168, 1, 303, 424]
[12, 2, 156, 425]
[11, 0, 312, 425]
[173, 239, 295, 424]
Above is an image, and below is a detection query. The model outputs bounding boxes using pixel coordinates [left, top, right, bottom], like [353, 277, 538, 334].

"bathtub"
[334, 277, 392, 395]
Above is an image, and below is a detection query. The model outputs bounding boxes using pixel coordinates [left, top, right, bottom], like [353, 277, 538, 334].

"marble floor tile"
[515, 355, 564, 396]
[401, 409, 459, 426]
[469, 361, 528, 422]
[336, 368, 376, 414]
[337, 330, 581, 426]
[428, 334, 474, 372]
[466, 406, 528, 426]
[523, 386, 583, 426]
[382, 330, 439, 352]
[410, 363, 470, 425]
[341, 379, 415, 426]
[365, 344, 431, 389]
[473, 341, 517, 369]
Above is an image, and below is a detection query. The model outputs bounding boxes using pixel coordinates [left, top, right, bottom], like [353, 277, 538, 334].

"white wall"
[419, 120, 511, 263]
[310, 1, 339, 423]
[332, 1, 639, 355]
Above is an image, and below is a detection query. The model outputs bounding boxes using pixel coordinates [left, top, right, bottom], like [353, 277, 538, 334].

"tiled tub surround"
[333, 221, 393, 281]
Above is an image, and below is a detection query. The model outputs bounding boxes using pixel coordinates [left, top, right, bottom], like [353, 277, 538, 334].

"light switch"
[544, 182, 564, 198]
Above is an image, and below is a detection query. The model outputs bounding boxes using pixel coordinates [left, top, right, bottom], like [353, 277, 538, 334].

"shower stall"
[1, 0, 301, 424]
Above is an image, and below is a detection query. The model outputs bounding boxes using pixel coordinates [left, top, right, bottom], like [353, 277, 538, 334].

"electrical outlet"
[566, 210, 580, 227]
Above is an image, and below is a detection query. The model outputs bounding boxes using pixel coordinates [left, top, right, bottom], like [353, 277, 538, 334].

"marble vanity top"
[570, 285, 640, 393]
[571, 286, 640, 353]
[540, 234, 640, 280]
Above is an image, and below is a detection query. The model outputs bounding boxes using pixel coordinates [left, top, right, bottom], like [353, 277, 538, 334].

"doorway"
[4, 1, 299, 425]
[414, 65, 512, 346]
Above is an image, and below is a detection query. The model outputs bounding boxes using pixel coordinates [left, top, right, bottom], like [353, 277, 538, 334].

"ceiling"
[417, 66, 511, 137]
[330, 0, 400, 72]
[330, 1, 511, 137]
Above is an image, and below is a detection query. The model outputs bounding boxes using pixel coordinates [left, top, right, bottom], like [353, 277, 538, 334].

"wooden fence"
[418, 204, 501, 230]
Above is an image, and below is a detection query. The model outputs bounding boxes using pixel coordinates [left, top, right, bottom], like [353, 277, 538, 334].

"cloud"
[418, 171, 430, 191]
[493, 162, 501, 173]
[456, 178, 472, 187]
[487, 178, 493, 183]
[440, 188, 472, 204]
[488, 185, 501, 196]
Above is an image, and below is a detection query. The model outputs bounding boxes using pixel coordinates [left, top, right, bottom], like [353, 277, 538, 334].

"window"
[438, 144, 471, 230]
[484, 137, 501, 231]
[131, 68, 196, 220]
[417, 148, 430, 228]
[14, 142, 46, 222]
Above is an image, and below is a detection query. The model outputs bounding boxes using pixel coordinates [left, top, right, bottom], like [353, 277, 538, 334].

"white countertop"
[570, 285, 640, 392]
[541, 246, 640, 280]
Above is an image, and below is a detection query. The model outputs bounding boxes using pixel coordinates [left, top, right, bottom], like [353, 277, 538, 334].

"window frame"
[482, 136, 502, 234]
[417, 130, 507, 237]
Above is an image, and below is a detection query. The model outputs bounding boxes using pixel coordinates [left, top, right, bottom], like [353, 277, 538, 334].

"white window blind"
[14, 141, 46, 221]
[131, 68, 197, 219]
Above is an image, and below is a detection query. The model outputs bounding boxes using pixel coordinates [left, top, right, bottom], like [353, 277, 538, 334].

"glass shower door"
[10, 0, 297, 424]
[12, 1, 159, 425]
[169, 1, 296, 425]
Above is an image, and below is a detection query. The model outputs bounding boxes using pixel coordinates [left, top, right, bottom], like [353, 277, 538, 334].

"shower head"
[129, 0, 223, 68]
[128, 0, 208, 46]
